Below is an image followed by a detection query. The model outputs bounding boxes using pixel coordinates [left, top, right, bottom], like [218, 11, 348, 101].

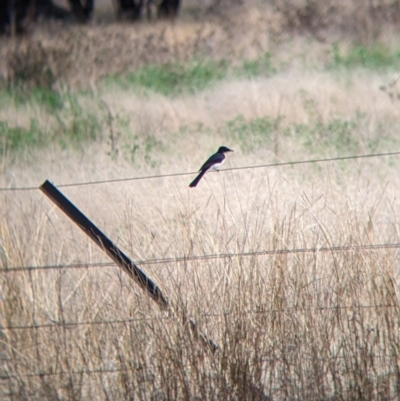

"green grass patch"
[240, 52, 277, 78]
[122, 133, 166, 168]
[5, 85, 65, 111]
[284, 114, 383, 155]
[223, 115, 280, 153]
[122, 59, 228, 96]
[30, 87, 65, 110]
[331, 43, 400, 69]
[1, 89, 102, 154]
[288, 118, 359, 153]
[103, 52, 278, 96]
[55, 92, 101, 146]
[0, 118, 43, 153]
[223, 113, 393, 156]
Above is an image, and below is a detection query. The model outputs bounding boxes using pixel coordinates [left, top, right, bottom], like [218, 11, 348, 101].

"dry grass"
[1, 0, 400, 88]
[2, 84, 400, 399]
[1, 1, 400, 400]
[1, 148, 400, 400]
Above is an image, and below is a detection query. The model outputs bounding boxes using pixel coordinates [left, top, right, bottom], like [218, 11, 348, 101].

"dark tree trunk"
[0, 0, 70, 35]
[0, 0, 181, 34]
[0, 0, 33, 35]
[157, 0, 180, 19]
[116, 0, 144, 20]
[67, 0, 94, 22]
[115, 0, 181, 21]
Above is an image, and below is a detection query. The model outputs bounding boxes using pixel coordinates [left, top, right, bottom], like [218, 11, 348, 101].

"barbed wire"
[1, 241, 399, 274]
[1, 150, 399, 192]
[2, 303, 398, 332]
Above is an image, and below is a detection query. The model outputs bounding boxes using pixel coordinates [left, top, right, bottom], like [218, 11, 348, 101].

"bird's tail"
[189, 170, 207, 188]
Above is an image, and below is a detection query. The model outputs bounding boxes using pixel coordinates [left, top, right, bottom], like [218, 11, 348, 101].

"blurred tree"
[0, 0, 70, 35]
[115, 0, 144, 20]
[67, 0, 94, 22]
[116, 0, 180, 21]
[0, 0, 181, 35]
[157, 0, 180, 19]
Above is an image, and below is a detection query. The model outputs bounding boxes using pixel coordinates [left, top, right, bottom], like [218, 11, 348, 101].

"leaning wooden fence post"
[40, 180, 218, 352]
[40, 180, 168, 308]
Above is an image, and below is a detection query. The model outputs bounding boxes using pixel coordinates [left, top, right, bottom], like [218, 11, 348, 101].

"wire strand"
[1, 150, 399, 192]
[2, 303, 398, 331]
[2, 349, 394, 380]
[1, 241, 399, 273]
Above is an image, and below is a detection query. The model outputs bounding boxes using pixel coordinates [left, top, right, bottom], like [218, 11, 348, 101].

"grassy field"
[1, 1, 400, 400]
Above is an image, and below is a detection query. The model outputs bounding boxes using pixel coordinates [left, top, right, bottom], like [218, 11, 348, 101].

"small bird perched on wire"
[189, 146, 234, 188]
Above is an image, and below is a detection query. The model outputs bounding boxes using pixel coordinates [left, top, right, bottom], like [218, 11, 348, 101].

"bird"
[189, 146, 233, 188]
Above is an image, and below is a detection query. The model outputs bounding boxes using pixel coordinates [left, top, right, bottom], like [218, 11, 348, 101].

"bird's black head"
[217, 146, 233, 153]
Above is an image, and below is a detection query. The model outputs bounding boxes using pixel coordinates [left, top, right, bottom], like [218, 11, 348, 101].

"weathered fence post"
[40, 179, 168, 308]
[40, 179, 218, 352]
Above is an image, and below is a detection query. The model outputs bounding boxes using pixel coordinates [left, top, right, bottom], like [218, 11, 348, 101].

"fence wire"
[1, 150, 400, 386]
[1, 150, 399, 192]
[2, 303, 398, 332]
[0, 351, 397, 380]
[1, 241, 399, 273]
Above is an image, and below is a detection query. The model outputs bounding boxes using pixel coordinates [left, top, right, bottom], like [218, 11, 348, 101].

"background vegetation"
[1, 0, 400, 400]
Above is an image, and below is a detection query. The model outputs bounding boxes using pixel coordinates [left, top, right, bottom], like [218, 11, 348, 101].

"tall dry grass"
[1, 1, 400, 398]
[2, 81, 400, 398]
[1, 151, 400, 400]
[1, 0, 400, 88]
